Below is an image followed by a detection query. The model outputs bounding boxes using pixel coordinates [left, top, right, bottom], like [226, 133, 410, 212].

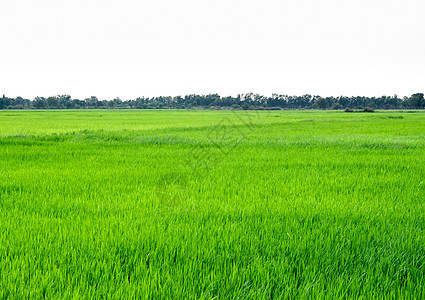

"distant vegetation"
[0, 93, 424, 110]
[344, 107, 376, 113]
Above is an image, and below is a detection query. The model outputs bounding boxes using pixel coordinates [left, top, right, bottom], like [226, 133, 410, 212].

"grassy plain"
[0, 109, 424, 298]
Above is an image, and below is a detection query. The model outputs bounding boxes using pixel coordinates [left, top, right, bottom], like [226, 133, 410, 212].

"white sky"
[1, 0, 424, 100]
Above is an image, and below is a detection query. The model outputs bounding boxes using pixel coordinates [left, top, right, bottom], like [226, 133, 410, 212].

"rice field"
[0, 109, 424, 299]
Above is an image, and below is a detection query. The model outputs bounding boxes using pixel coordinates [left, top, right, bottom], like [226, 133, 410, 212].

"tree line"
[0, 93, 424, 110]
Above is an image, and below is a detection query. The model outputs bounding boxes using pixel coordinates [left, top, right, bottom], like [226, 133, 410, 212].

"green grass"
[1, 109, 425, 299]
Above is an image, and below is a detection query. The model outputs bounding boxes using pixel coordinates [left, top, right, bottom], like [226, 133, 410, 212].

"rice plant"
[0, 110, 424, 298]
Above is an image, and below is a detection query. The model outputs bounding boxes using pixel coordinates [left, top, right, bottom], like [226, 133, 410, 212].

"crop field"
[0, 109, 425, 299]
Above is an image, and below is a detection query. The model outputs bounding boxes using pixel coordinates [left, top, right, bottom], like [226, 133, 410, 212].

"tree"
[33, 97, 47, 109]
[332, 102, 342, 110]
[58, 95, 72, 108]
[367, 101, 376, 109]
[85, 96, 99, 108]
[0, 92, 421, 110]
[112, 97, 122, 108]
[409, 93, 424, 109]
[315, 97, 329, 109]
[47, 96, 59, 108]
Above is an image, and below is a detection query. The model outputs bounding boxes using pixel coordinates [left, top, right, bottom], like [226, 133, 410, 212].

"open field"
[1, 110, 425, 298]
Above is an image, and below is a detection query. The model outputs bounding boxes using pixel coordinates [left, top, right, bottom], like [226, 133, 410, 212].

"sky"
[0, 0, 424, 100]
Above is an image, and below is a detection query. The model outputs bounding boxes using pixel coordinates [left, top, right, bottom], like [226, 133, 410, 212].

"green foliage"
[332, 102, 342, 110]
[1, 110, 425, 298]
[46, 96, 59, 108]
[345, 107, 375, 113]
[0, 93, 423, 110]
[367, 101, 376, 108]
[32, 96, 47, 108]
[407, 93, 425, 109]
[315, 97, 329, 109]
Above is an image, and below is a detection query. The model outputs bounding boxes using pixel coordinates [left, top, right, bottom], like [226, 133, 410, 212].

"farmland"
[0, 110, 425, 298]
